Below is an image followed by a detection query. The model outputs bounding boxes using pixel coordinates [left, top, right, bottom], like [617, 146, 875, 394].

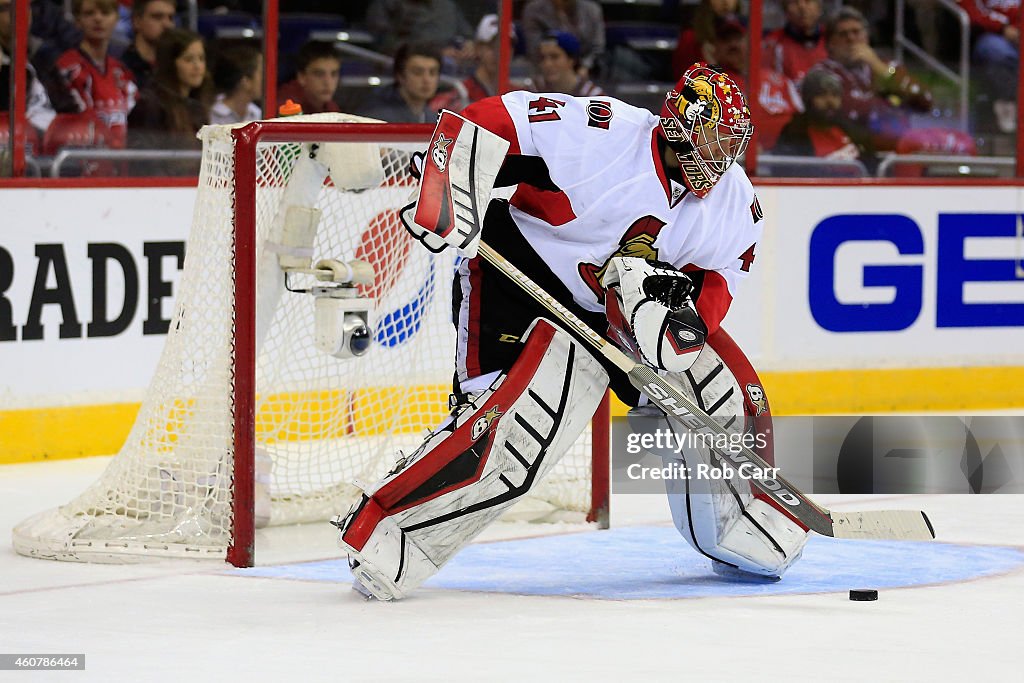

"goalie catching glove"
[602, 257, 707, 373]
[399, 110, 509, 258]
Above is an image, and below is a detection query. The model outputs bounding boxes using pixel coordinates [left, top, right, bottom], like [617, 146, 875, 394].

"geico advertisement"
[760, 186, 1024, 368]
[0, 187, 194, 404]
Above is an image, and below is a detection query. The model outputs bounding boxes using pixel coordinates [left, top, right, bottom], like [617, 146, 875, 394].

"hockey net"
[13, 113, 609, 566]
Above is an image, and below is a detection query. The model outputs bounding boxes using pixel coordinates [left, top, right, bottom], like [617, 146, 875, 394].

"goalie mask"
[659, 63, 753, 199]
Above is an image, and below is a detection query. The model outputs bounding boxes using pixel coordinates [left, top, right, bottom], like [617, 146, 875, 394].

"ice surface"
[2, 455, 1021, 681]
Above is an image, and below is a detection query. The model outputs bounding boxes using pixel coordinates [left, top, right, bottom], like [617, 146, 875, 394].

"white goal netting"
[13, 113, 600, 564]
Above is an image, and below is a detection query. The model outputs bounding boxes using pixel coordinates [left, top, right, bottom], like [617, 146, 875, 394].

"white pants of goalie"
[335, 321, 808, 599]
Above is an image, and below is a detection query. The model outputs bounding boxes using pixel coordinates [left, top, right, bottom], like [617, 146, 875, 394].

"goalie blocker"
[334, 319, 608, 600]
[399, 110, 509, 258]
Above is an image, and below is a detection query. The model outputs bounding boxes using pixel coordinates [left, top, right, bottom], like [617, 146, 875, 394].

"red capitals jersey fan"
[457, 89, 761, 341]
[56, 48, 137, 149]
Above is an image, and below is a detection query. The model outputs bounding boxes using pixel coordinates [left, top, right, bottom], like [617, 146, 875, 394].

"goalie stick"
[477, 241, 936, 542]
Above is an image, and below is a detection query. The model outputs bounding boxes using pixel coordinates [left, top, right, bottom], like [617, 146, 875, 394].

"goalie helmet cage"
[12, 114, 610, 568]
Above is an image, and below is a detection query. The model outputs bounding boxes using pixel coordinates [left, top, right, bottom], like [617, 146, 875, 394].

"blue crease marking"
[232, 526, 1024, 599]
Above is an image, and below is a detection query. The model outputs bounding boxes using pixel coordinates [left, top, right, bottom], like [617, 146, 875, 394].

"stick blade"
[830, 510, 936, 541]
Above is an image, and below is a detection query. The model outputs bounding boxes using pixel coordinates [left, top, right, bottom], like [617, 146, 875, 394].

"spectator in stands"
[362, 42, 441, 123]
[672, 0, 736, 77]
[276, 41, 341, 115]
[128, 28, 211, 151]
[429, 14, 510, 113]
[119, 0, 176, 91]
[522, 0, 605, 76]
[0, 0, 57, 141]
[958, 0, 1020, 132]
[366, 0, 473, 57]
[31, 0, 81, 54]
[56, 0, 138, 149]
[26, 0, 81, 112]
[764, 0, 828, 85]
[533, 31, 604, 97]
[706, 16, 802, 152]
[809, 6, 935, 152]
[210, 44, 262, 124]
[775, 68, 877, 172]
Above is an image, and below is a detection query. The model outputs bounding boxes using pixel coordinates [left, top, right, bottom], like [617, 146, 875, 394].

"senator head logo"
[431, 133, 452, 172]
[471, 405, 503, 440]
[746, 383, 767, 416]
[678, 74, 721, 129]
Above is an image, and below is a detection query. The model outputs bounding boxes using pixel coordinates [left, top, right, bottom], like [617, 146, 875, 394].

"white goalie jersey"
[460, 90, 763, 330]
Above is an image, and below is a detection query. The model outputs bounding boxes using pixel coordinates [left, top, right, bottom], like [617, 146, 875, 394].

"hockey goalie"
[333, 63, 810, 600]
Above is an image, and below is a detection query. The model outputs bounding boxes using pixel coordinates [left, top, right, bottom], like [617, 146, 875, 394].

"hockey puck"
[849, 589, 878, 601]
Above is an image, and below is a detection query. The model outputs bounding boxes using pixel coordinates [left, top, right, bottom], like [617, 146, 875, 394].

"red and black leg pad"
[334, 318, 609, 600]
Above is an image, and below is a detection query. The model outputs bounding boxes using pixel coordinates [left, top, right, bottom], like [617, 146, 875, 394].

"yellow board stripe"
[760, 367, 1024, 415]
[0, 403, 142, 464]
[2, 368, 1022, 465]
[607, 366, 1024, 417]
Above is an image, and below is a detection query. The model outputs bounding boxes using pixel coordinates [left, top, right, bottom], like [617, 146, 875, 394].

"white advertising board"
[2, 184, 1023, 409]
[0, 187, 194, 406]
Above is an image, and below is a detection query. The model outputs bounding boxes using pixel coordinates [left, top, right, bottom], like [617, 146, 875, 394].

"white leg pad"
[660, 428, 808, 579]
[335, 318, 609, 599]
[641, 342, 809, 579]
[346, 517, 439, 601]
